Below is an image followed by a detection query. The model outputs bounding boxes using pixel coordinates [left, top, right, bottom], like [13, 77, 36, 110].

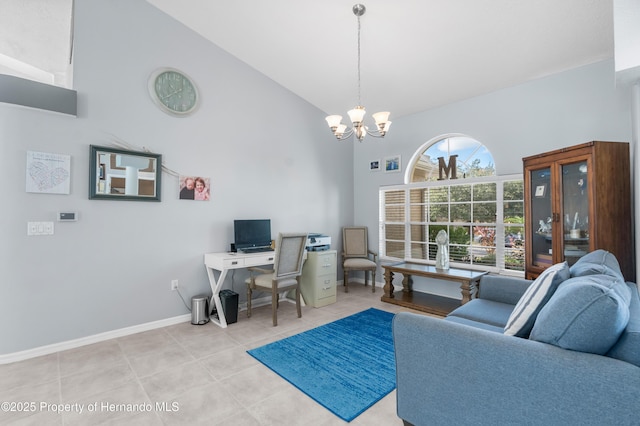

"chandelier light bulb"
[372, 111, 390, 124]
[325, 115, 343, 129]
[347, 106, 366, 124]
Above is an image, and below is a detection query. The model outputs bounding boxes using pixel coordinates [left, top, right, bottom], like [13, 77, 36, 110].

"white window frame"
[379, 174, 525, 276]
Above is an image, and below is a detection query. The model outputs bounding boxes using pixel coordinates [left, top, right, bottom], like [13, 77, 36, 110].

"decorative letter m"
[438, 155, 458, 180]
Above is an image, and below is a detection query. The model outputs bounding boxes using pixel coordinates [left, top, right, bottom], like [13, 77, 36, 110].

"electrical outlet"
[171, 279, 179, 291]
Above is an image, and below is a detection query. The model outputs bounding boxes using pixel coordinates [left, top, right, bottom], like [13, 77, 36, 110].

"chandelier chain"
[356, 13, 361, 106]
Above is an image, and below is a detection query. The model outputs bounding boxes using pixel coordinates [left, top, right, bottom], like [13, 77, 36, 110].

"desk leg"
[460, 279, 472, 305]
[205, 266, 228, 328]
[383, 269, 395, 299]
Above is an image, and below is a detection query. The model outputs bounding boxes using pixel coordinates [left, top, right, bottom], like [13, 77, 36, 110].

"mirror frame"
[89, 145, 162, 201]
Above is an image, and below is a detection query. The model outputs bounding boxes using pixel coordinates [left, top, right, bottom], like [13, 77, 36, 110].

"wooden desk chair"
[342, 226, 378, 293]
[246, 232, 307, 326]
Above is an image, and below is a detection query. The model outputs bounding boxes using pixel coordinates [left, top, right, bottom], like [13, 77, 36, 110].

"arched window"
[382, 134, 525, 274]
[406, 134, 495, 183]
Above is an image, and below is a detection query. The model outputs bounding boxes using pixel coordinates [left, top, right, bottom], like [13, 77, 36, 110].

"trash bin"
[212, 290, 238, 324]
[191, 295, 210, 325]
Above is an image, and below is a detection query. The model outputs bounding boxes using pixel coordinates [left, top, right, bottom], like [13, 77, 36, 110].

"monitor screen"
[234, 219, 271, 250]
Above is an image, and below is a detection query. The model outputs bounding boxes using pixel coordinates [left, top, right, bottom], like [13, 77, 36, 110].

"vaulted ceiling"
[147, 0, 614, 118]
[1, 1, 614, 119]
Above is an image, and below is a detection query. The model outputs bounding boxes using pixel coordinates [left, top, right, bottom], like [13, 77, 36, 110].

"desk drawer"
[244, 254, 276, 267]
[222, 258, 245, 268]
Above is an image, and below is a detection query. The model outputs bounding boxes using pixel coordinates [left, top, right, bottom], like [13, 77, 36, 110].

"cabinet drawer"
[315, 251, 336, 263]
[316, 276, 336, 299]
[312, 252, 337, 272]
[318, 260, 336, 273]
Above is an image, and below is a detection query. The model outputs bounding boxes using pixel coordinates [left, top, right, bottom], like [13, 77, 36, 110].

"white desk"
[204, 251, 276, 328]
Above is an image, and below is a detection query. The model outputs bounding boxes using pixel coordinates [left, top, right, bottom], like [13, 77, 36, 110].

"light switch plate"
[27, 221, 54, 236]
[27, 222, 38, 235]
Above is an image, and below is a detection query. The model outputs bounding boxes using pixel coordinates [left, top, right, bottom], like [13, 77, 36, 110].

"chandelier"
[325, 4, 391, 142]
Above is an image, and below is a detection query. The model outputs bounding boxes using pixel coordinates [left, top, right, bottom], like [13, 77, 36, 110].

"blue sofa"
[393, 250, 640, 425]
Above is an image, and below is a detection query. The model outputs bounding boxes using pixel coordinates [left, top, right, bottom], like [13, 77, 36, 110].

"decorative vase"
[435, 230, 449, 270]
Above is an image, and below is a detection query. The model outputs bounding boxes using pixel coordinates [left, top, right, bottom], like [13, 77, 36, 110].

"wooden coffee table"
[381, 262, 487, 316]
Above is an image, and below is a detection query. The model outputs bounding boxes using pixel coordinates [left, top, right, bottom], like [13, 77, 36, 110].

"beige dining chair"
[246, 232, 307, 326]
[342, 226, 378, 293]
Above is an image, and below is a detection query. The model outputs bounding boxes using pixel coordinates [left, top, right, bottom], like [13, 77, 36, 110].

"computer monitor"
[233, 219, 271, 251]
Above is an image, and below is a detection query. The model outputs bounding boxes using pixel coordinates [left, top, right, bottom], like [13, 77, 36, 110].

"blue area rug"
[247, 308, 396, 422]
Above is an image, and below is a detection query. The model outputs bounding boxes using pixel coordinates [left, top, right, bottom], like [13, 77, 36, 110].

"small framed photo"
[535, 184, 546, 197]
[179, 175, 211, 201]
[384, 155, 401, 173]
[369, 159, 380, 172]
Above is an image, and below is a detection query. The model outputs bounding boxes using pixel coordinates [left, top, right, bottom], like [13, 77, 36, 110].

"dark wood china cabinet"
[523, 141, 634, 281]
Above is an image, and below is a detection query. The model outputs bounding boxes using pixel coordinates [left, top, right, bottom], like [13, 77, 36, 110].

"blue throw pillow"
[607, 282, 640, 367]
[504, 262, 569, 337]
[569, 249, 624, 281]
[530, 274, 631, 354]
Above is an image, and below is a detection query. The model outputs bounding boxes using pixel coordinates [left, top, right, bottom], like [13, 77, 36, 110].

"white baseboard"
[1, 280, 388, 365]
[1, 294, 301, 365]
[343, 278, 384, 288]
[0, 314, 191, 365]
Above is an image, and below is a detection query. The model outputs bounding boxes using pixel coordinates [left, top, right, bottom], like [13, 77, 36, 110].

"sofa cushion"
[444, 315, 506, 333]
[569, 249, 624, 281]
[477, 275, 533, 305]
[448, 299, 515, 328]
[504, 262, 569, 337]
[530, 274, 631, 354]
[607, 282, 640, 367]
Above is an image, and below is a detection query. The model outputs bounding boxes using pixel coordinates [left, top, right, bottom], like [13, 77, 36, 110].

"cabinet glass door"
[529, 167, 553, 268]
[561, 160, 589, 265]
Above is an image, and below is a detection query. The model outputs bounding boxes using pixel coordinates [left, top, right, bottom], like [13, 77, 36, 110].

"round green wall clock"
[148, 68, 199, 116]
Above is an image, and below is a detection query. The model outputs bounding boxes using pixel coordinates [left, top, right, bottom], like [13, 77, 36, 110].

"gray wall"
[0, 0, 353, 355]
[354, 60, 635, 295]
[2, 1, 636, 356]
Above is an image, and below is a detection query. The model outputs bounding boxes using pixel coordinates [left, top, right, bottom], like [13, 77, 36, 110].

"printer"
[306, 233, 331, 251]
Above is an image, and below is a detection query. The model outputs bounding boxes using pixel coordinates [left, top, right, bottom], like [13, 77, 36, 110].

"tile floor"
[0, 283, 430, 425]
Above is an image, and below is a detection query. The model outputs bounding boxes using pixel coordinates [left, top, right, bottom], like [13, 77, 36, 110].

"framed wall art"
[26, 151, 71, 194]
[89, 145, 162, 201]
[384, 155, 401, 173]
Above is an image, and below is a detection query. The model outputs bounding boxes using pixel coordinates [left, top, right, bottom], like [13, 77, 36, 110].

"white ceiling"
[0, 0, 73, 85]
[0, 1, 614, 119]
[146, 0, 614, 118]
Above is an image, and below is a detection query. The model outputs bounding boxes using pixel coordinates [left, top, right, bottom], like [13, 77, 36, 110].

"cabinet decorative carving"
[523, 141, 634, 281]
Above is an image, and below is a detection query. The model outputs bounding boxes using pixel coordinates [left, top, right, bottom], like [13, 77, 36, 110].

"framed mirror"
[89, 145, 162, 201]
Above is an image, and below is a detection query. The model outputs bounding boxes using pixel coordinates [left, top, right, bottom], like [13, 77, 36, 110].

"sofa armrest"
[477, 274, 532, 304]
[393, 312, 640, 426]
